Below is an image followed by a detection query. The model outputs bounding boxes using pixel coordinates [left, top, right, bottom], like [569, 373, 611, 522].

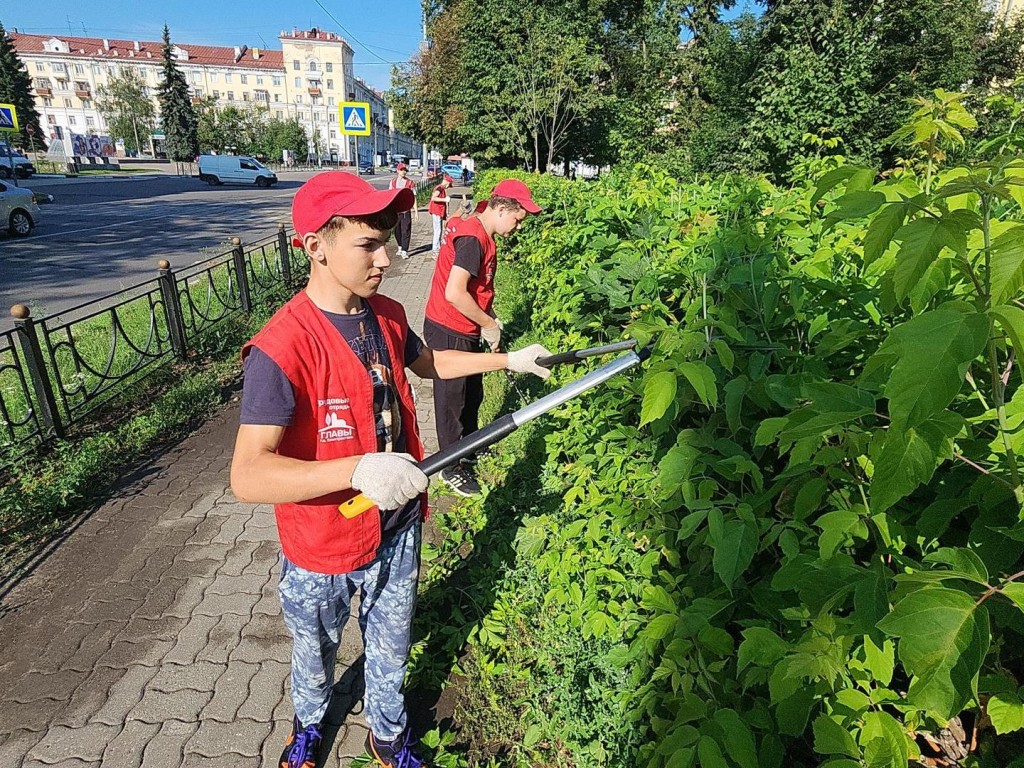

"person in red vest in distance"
[229, 172, 552, 768]
[423, 178, 542, 496]
[388, 162, 417, 259]
[428, 174, 452, 256]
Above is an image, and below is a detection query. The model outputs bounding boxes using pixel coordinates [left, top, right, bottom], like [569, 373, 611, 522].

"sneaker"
[279, 716, 322, 768]
[439, 464, 481, 497]
[397, 248, 409, 259]
[366, 730, 427, 768]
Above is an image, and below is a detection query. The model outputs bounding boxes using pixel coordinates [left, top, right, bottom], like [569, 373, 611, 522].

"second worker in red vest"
[423, 178, 542, 496]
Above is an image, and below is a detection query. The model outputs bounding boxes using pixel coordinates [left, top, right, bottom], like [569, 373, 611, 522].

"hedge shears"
[339, 340, 647, 518]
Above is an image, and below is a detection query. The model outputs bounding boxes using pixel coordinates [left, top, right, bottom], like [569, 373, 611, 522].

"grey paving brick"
[174, 542, 233, 565]
[186, 718, 272, 758]
[204, 572, 266, 597]
[165, 577, 210, 619]
[8, 670, 89, 704]
[0, 695, 66, 734]
[335, 720, 370, 758]
[186, 516, 226, 546]
[236, 661, 289, 722]
[92, 665, 159, 725]
[133, 576, 189, 620]
[211, 514, 248, 546]
[229, 629, 291, 664]
[218, 541, 260, 577]
[96, 637, 175, 669]
[120, 614, 189, 644]
[141, 719, 198, 767]
[180, 490, 224, 520]
[53, 666, 125, 728]
[26, 722, 120, 763]
[193, 589, 259, 618]
[129, 688, 213, 724]
[180, 754, 258, 768]
[100, 720, 160, 768]
[240, 540, 281, 578]
[162, 614, 220, 666]
[22, 759, 99, 768]
[200, 661, 259, 723]
[260, 719, 294, 766]
[60, 621, 122, 673]
[195, 613, 248, 664]
[0, 728, 45, 768]
[149, 661, 227, 694]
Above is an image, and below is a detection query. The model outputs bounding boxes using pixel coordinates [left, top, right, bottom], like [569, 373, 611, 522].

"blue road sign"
[0, 104, 18, 132]
[340, 102, 371, 136]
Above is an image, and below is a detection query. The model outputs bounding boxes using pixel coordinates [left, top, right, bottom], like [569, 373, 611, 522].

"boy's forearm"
[431, 349, 509, 379]
[447, 290, 494, 328]
[231, 452, 362, 504]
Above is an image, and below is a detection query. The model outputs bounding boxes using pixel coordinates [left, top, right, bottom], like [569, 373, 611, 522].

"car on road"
[0, 180, 43, 237]
[358, 162, 375, 175]
[197, 155, 278, 188]
[0, 145, 35, 180]
[440, 163, 472, 182]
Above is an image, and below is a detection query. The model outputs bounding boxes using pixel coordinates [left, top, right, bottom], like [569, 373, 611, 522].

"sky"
[1, 0, 426, 91]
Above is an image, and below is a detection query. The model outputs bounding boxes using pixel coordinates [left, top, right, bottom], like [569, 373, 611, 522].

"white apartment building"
[9, 26, 421, 164]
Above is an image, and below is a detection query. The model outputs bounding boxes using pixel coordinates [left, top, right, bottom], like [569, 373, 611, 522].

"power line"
[308, 0, 392, 64]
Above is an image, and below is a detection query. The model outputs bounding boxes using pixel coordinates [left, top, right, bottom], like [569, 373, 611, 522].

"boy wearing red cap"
[230, 172, 550, 768]
[423, 178, 542, 496]
[388, 163, 417, 259]
[428, 175, 452, 256]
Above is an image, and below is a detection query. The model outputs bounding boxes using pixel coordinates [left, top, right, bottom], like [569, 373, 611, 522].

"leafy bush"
[450, 92, 1024, 767]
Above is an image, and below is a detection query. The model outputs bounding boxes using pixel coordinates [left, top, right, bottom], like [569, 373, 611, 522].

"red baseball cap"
[475, 178, 542, 214]
[396, 162, 407, 170]
[291, 171, 414, 247]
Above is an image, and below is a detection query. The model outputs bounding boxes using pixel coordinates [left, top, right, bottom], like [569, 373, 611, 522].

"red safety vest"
[424, 216, 497, 337]
[242, 291, 426, 574]
[389, 177, 415, 191]
[428, 184, 449, 217]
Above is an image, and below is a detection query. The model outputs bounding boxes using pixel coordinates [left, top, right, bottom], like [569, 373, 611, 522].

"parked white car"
[0, 180, 42, 237]
[197, 155, 278, 187]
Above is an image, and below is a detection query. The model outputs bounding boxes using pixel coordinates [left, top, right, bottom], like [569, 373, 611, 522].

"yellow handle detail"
[339, 494, 376, 518]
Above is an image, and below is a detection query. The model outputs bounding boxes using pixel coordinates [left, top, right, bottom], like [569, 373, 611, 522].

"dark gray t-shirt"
[241, 303, 425, 538]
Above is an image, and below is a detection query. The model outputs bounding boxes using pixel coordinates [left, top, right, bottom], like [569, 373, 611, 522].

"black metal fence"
[1, 225, 304, 453]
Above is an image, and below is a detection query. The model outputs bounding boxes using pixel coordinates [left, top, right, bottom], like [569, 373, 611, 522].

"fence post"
[277, 223, 293, 287]
[232, 237, 253, 314]
[10, 305, 64, 439]
[157, 260, 188, 359]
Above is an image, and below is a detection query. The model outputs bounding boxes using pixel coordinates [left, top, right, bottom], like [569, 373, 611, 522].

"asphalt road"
[0, 170, 402, 330]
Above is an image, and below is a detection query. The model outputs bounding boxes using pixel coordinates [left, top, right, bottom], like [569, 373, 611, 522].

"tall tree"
[96, 68, 155, 155]
[0, 23, 44, 150]
[156, 25, 198, 162]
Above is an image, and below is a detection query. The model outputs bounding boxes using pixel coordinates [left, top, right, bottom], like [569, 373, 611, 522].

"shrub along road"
[0, 170, 405, 330]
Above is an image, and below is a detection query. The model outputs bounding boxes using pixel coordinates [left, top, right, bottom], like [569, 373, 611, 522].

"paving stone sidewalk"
[0, 189, 472, 768]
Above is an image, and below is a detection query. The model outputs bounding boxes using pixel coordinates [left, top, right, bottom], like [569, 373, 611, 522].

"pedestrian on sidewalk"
[229, 172, 551, 768]
[428, 174, 452, 256]
[461, 165, 470, 187]
[388, 162, 417, 259]
[423, 178, 542, 496]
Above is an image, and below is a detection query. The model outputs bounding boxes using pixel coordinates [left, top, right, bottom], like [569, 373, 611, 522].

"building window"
[43, 98, 52, 107]
[52, 61, 66, 73]
[274, 93, 280, 102]
[194, 88, 203, 98]
[327, 79, 333, 89]
[92, 65, 101, 74]
[296, 95, 302, 104]
[213, 90, 220, 98]
[243, 92, 250, 101]
[293, 60, 300, 70]
[141, 86, 150, 97]
[63, 98, 72, 108]
[82, 99, 92, 108]
[241, 74, 248, 84]
[211, 72, 218, 83]
[227, 91, 234, 101]
[255, 90, 269, 103]
[225, 73, 232, 83]
[294, 77, 301, 88]
[308, 60, 318, 72]
[328, 97, 334, 106]
[276, 110, 283, 119]
[69, 116, 76, 125]
[328, 112, 335, 122]
[326, 62, 333, 73]
[36, 62, 45, 72]
[330, 130, 336, 138]
[256, 75, 263, 85]
[74, 64, 84, 74]
[273, 76, 282, 86]
[86, 117, 95, 128]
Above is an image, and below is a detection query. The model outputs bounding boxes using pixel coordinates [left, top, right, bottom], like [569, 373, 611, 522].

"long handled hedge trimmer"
[339, 341, 649, 518]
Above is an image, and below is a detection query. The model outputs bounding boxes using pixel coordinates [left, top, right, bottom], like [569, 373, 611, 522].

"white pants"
[432, 214, 445, 252]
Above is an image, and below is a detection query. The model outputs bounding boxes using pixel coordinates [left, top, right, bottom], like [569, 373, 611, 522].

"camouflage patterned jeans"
[278, 523, 421, 739]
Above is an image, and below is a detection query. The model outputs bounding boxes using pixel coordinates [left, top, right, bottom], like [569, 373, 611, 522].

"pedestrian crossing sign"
[340, 102, 371, 136]
[0, 104, 18, 133]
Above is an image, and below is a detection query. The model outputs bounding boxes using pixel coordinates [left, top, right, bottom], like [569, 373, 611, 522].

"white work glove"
[506, 344, 553, 380]
[350, 452, 428, 511]
[481, 318, 504, 351]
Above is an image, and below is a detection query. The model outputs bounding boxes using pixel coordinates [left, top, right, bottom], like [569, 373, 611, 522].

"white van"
[198, 155, 277, 187]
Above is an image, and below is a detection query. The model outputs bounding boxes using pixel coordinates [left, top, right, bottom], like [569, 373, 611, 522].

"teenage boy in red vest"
[423, 178, 541, 496]
[428, 174, 452, 256]
[230, 172, 551, 768]
[388, 162, 417, 259]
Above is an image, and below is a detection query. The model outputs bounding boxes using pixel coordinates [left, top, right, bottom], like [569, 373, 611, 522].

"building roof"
[10, 32, 285, 71]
